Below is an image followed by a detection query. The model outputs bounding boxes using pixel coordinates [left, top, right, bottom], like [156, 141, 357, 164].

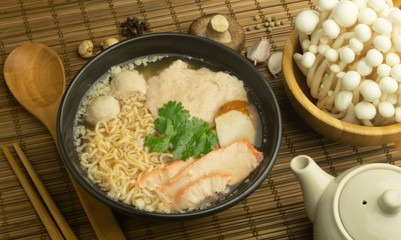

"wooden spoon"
[3, 43, 125, 240]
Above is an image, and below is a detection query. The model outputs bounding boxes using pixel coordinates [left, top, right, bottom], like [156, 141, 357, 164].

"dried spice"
[120, 17, 151, 38]
[246, 15, 284, 33]
[78, 40, 94, 58]
[101, 38, 119, 49]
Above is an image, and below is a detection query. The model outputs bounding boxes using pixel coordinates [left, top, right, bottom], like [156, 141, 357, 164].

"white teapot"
[290, 155, 401, 240]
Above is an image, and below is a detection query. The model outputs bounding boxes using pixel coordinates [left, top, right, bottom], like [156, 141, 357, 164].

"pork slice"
[172, 173, 232, 211]
[136, 158, 195, 191]
[158, 139, 263, 205]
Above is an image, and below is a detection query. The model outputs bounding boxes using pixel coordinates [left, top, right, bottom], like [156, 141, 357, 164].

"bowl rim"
[283, 29, 401, 143]
[57, 32, 282, 219]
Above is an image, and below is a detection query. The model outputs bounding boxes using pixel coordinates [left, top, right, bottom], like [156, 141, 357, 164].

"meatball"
[111, 70, 147, 98]
[86, 95, 120, 125]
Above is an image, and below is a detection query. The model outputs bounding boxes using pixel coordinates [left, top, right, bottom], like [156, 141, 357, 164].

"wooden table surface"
[1, 0, 401, 239]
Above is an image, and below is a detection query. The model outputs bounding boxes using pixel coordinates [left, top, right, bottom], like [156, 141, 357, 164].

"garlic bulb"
[247, 37, 270, 65]
[267, 51, 283, 77]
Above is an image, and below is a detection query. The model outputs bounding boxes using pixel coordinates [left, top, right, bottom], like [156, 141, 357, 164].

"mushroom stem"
[322, 108, 346, 119]
[314, 59, 347, 101]
[310, 29, 325, 47]
[398, 95, 401, 107]
[293, 53, 309, 75]
[311, 58, 330, 98]
[373, 113, 384, 125]
[381, 116, 396, 125]
[332, 32, 355, 49]
[359, 39, 374, 57]
[319, 10, 331, 23]
[307, 54, 324, 87]
[299, 31, 309, 49]
[317, 69, 337, 100]
[392, 25, 401, 40]
[325, 78, 342, 110]
[207, 15, 232, 43]
[352, 88, 360, 105]
[317, 91, 332, 109]
[341, 104, 358, 124]
[361, 119, 374, 126]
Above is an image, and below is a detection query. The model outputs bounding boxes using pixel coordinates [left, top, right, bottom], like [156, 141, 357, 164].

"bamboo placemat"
[1, 0, 400, 239]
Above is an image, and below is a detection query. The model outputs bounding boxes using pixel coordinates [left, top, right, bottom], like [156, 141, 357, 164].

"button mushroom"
[386, 52, 400, 66]
[332, 0, 359, 27]
[391, 64, 401, 81]
[378, 101, 395, 118]
[294, 10, 320, 35]
[377, 64, 392, 77]
[189, 14, 245, 53]
[354, 101, 376, 126]
[341, 71, 361, 91]
[358, 7, 377, 25]
[365, 49, 383, 67]
[335, 90, 353, 112]
[322, 19, 341, 39]
[360, 80, 382, 102]
[395, 107, 401, 122]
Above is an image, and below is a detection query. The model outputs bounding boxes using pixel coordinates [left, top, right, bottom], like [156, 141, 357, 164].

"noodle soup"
[74, 55, 264, 213]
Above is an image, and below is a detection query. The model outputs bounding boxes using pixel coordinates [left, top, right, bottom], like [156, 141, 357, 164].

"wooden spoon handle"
[69, 176, 126, 240]
[4, 42, 125, 239]
[48, 113, 126, 239]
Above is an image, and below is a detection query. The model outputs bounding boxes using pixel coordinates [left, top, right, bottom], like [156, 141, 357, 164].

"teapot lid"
[339, 164, 401, 240]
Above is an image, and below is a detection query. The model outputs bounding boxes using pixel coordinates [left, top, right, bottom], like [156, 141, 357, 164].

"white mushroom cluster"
[294, 0, 401, 126]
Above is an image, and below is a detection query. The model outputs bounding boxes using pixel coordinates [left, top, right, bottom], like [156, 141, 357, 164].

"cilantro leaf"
[145, 101, 217, 160]
[144, 134, 170, 153]
[157, 101, 190, 132]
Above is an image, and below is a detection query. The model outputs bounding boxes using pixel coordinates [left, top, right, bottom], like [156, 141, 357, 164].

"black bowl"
[57, 33, 282, 219]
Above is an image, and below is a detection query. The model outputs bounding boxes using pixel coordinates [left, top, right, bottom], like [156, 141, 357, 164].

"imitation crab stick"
[137, 158, 195, 191]
[171, 173, 232, 211]
[158, 139, 263, 206]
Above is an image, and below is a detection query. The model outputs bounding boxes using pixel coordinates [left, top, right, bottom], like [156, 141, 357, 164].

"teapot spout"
[290, 155, 334, 223]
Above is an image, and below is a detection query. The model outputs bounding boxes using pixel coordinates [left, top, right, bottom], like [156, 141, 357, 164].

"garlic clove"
[78, 40, 94, 58]
[267, 51, 283, 77]
[101, 38, 119, 49]
[247, 37, 270, 65]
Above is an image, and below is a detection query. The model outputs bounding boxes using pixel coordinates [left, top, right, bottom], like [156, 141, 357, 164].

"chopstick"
[2, 143, 78, 240]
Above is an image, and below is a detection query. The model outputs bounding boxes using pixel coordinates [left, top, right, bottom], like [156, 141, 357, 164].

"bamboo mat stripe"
[1, 0, 401, 239]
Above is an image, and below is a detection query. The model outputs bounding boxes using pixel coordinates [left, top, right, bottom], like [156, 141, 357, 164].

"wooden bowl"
[282, 29, 401, 146]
